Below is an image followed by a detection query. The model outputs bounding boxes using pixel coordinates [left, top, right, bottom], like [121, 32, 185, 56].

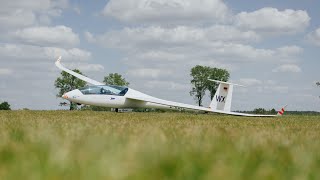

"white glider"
[55, 57, 285, 117]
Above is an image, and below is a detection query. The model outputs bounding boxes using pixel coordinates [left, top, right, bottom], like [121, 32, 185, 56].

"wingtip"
[277, 105, 288, 116]
[56, 56, 62, 63]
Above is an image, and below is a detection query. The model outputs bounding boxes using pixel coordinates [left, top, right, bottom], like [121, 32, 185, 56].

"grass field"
[0, 111, 320, 180]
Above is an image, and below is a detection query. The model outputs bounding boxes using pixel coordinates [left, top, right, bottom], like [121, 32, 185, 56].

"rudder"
[208, 79, 244, 112]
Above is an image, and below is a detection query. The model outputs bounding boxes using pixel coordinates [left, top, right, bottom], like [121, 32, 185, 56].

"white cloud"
[237, 79, 290, 94]
[136, 51, 186, 62]
[89, 26, 302, 64]
[88, 25, 304, 87]
[272, 64, 302, 73]
[266, 80, 276, 85]
[236, 79, 290, 96]
[206, 42, 274, 61]
[0, 0, 69, 29]
[239, 78, 262, 86]
[204, 25, 260, 42]
[91, 26, 260, 49]
[84, 31, 96, 43]
[0, 10, 37, 28]
[0, 0, 68, 12]
[0, 44, 91, 61]
[261, 86, 289, 94]
[128, 68, 173, 79]
[0, 68, 13, 76]
[276, 46, 303, 57]
[63, 63, 104, 72]
[11, 26, 80, 48]
[145, 80, 189, 91]
[73, 7, 81, 15]
[306, 28, 320, 46]
[235, 8, 310, 35]
[102, 0, 230, 24]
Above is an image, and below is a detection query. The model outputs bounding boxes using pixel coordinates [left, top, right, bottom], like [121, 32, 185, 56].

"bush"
[0, 102, 11, 110]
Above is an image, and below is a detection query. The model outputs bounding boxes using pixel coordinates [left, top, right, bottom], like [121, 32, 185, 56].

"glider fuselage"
[63, 88, 171, 109]
[56, 56, 284, 117]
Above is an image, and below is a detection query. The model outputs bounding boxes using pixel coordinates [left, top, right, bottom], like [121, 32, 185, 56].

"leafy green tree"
[190, 65, 230, 106]
[270, 108, 277, 114]
[190, 65, 211, 106]
[0, 102, 11, 110]
[207, 68, 230, 100]
[103, 73, 129, 86]
[54, 69, 86, 110]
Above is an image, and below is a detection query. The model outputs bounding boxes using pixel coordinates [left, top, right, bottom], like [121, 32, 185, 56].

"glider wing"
[55, 56, 104, 86]
[125, 94, 278, 117]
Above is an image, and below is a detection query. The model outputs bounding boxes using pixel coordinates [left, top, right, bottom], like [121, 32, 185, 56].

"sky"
[0, 0, 319, 111]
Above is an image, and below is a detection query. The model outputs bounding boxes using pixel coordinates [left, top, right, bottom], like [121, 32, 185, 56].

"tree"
[190, 65, 230, 106]
[0, 102, 11, 110]
[190, 65, 211, 106]
[253, 108, 266, 114]
[207, 68, 230, 100]
[103, 73, 129, 86]
[54, 69, 86, 110]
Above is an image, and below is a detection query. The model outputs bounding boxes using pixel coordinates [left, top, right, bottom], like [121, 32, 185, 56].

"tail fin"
[277, 105, 288, 116]
[208, 79, 245, 112]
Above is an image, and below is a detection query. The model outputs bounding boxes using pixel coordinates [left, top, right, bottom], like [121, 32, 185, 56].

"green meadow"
[0, 111, 320, 180]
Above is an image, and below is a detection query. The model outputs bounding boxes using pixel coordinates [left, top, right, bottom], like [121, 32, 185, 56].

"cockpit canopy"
[79, 85, 128, 96]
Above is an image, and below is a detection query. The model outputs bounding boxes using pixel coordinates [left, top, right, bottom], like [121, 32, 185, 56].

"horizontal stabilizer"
[208, 79, 245, 87]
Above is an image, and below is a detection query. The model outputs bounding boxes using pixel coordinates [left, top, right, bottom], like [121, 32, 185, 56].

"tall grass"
[0, 111, 319, 179]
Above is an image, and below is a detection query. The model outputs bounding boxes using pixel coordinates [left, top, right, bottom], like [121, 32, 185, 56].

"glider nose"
[62, 89, 82, 100]
[62, 93, 70, 99]
[62, 91, 74, 100]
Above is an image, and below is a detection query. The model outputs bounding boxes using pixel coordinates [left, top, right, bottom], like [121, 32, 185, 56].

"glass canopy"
[79, 85, 128, 96]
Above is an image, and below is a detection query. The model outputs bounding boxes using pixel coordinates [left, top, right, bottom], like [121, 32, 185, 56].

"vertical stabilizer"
[277, 105, 288, 116]
[208, 79, 244, 112]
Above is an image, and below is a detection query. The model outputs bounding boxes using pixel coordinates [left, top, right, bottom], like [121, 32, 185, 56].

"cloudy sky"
[1, 0, 319, 111]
